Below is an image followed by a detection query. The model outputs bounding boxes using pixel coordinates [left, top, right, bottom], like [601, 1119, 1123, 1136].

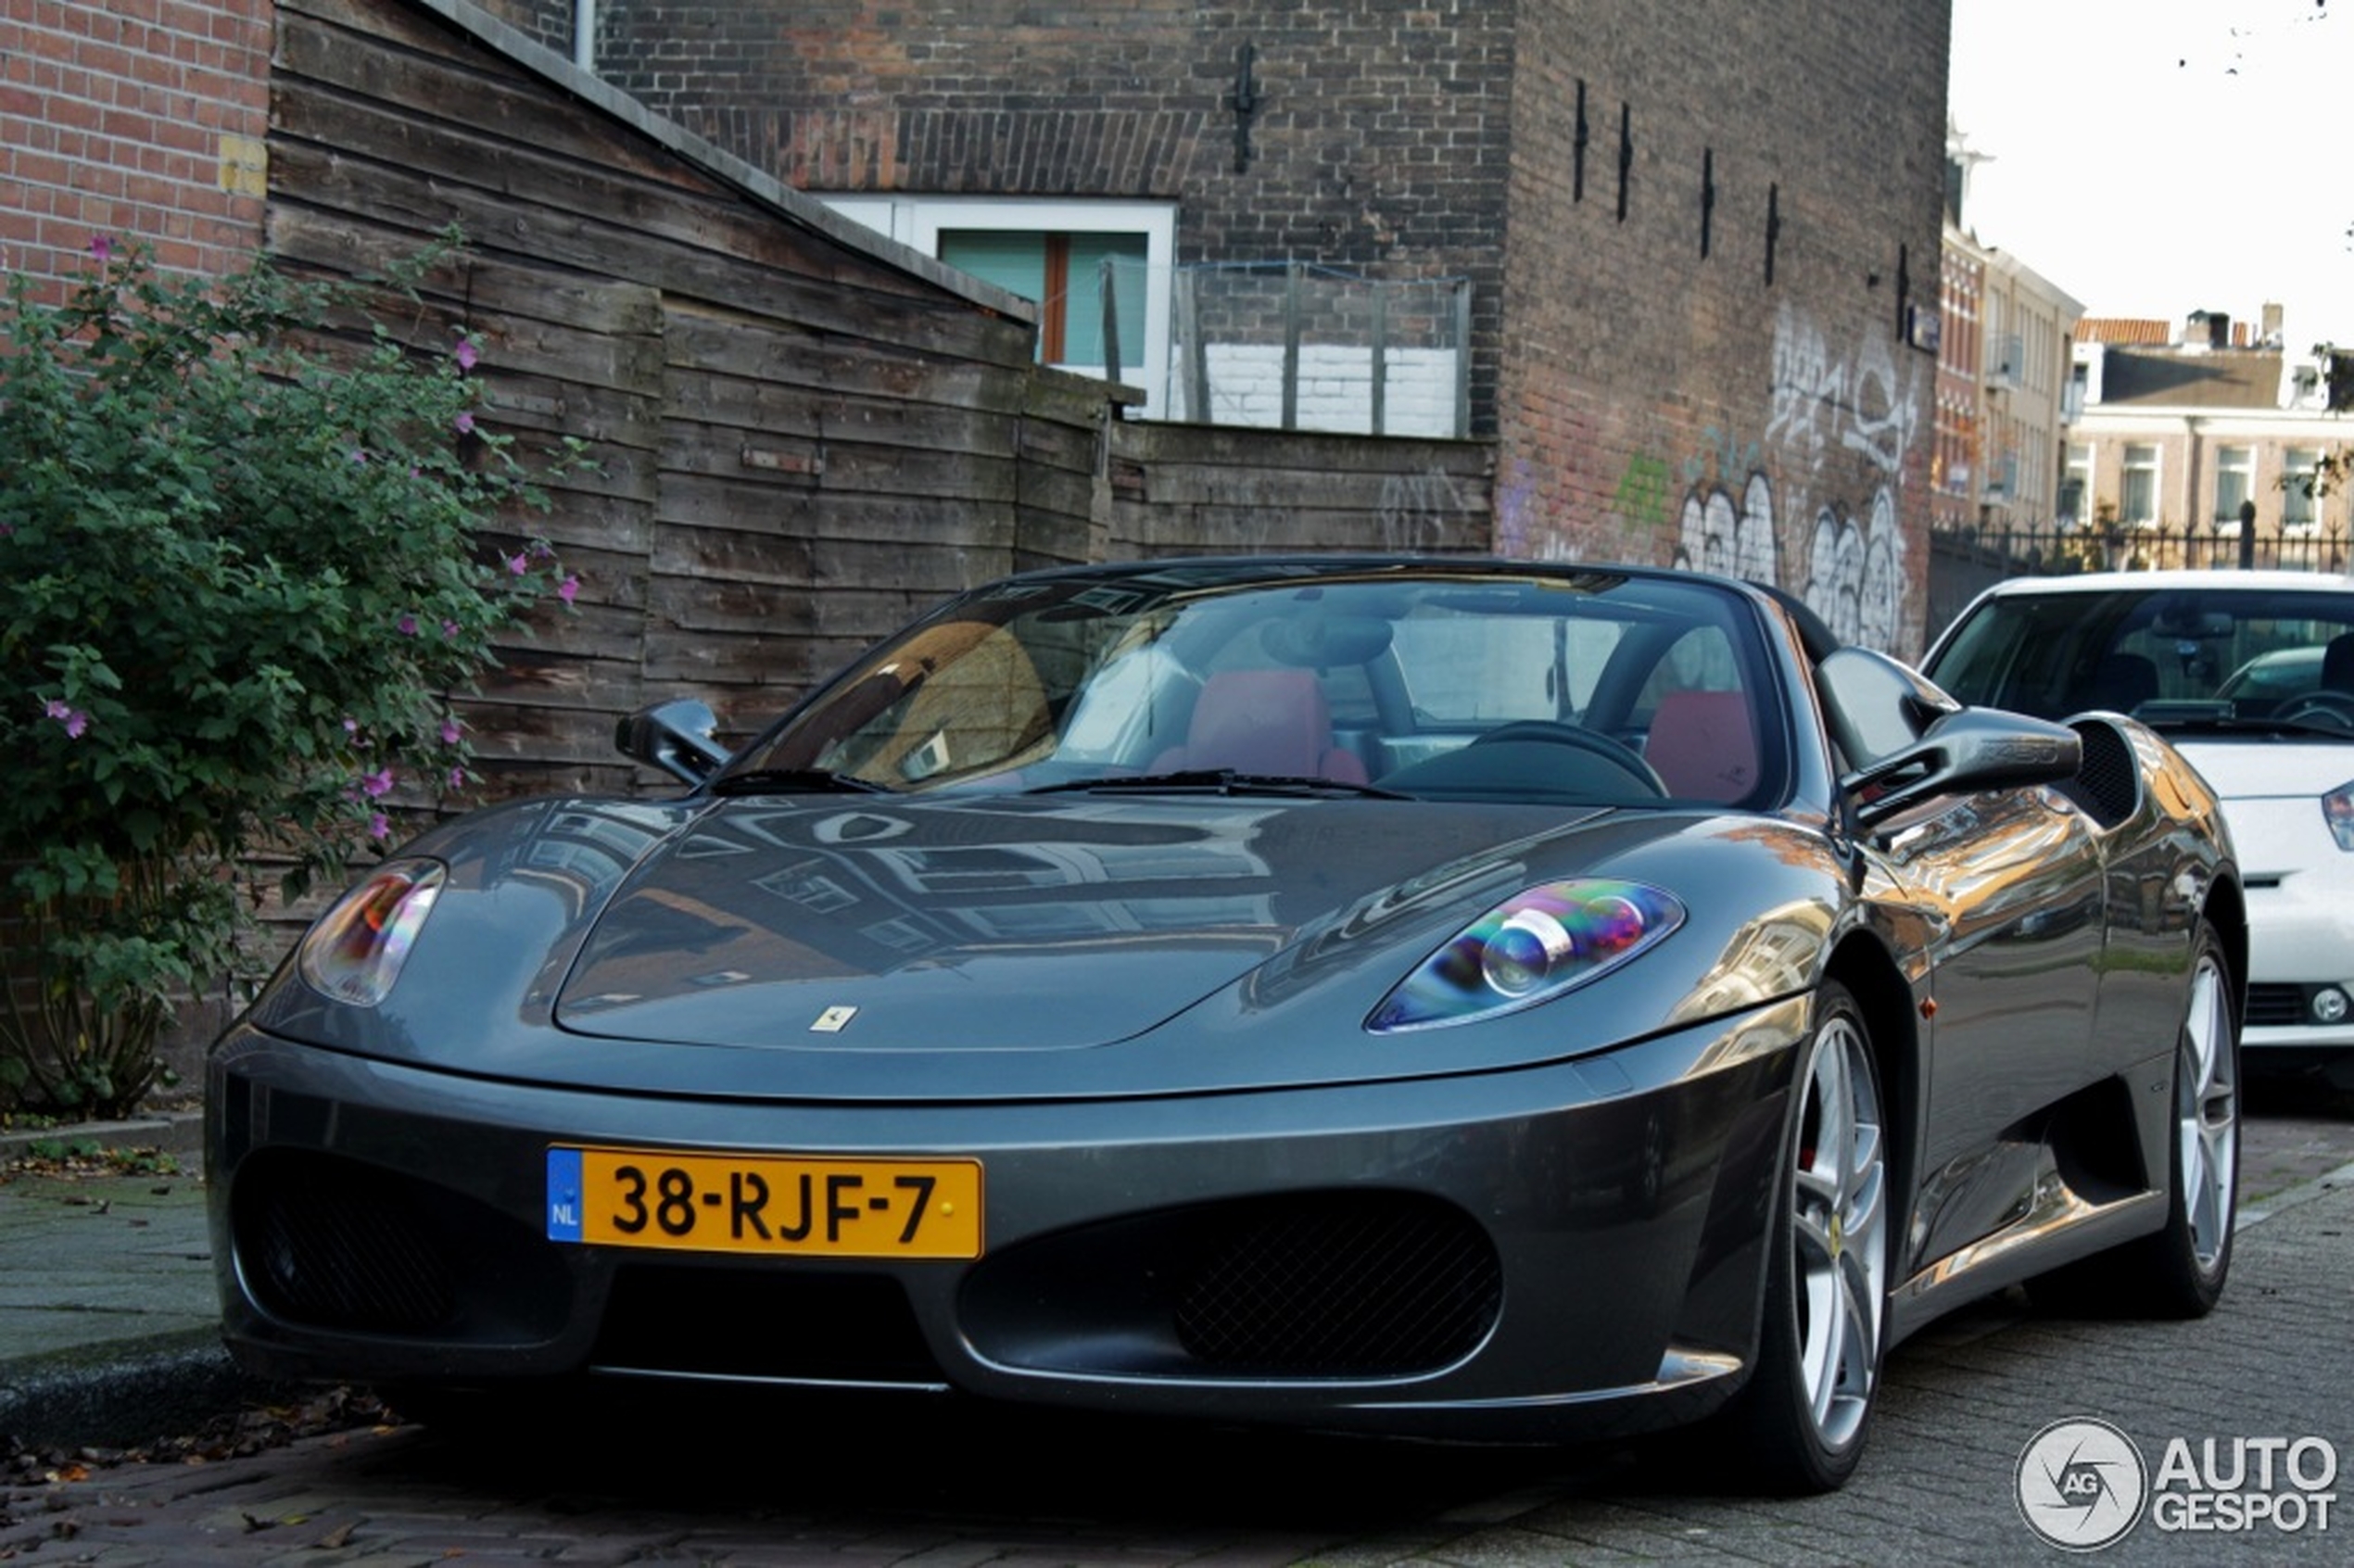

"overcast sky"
[1948, 0, 2354, 347]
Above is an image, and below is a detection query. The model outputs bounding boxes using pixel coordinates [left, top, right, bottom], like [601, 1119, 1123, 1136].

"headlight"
[1368, 879, 1685, 1031]
[297, 859, 446, 1005]
[2324, 782, 2354, 852]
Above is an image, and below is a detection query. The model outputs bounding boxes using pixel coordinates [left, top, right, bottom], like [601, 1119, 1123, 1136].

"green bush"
[0, 233, 582, 1117]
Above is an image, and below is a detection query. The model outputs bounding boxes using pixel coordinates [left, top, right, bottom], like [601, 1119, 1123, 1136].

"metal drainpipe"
[574, 0, 596, 72]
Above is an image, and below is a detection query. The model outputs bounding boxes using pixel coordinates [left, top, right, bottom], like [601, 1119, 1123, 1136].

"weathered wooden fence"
[279, 0, 1496, 797]
[184, 0, 1494, 1000]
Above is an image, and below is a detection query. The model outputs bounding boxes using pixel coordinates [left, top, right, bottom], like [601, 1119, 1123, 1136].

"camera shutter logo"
[2018, 1418, 2148, 1551]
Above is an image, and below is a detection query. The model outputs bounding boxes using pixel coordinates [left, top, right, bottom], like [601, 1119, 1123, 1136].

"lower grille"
[230, 1150, 567, 1341]
[239, 1161, 458, 1334]
[962, 1189, 1503, 1381]
[2248, 983, 2313, 1029]
[1172, 1193, 1501, 1374]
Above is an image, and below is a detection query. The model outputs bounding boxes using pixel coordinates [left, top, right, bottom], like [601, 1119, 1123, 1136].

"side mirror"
[1843, 707, 2082, 828]
[615, 699, 728, 785]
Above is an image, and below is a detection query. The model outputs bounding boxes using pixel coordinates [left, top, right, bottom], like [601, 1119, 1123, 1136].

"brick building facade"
[6, 0, 1953, 656]
[488, 0, 1953, 652]
[0, 0, 273, 300]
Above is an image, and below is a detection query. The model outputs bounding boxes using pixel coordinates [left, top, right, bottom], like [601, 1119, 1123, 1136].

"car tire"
[1712, 980, 1889, 1494]
[2029, 921, 2239, 1319]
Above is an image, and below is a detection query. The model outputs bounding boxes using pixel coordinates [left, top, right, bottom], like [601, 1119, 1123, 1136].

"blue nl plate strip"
[546, 1146, 584, 1242]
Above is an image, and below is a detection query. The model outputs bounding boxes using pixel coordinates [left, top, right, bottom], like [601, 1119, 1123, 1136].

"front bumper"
[2231, 842, 2354, 1050]
[208, 1000, 1804, 1442]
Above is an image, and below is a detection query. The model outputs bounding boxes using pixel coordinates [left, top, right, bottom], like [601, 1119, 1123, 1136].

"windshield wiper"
[1025, 769, 1410, 800]
[705, 767, 891, 797]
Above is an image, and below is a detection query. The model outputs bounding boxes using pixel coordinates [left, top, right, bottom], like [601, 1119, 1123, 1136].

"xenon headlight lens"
[297, 859, 446, 1006]
[1368, 879, 1684, 1032]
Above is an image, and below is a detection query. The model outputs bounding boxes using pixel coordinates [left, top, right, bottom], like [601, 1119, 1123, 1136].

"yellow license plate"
[546, 1145, 983, 1258]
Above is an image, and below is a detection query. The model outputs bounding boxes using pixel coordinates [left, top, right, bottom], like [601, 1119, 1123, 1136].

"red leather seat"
[1645, 689, 1756, 802]
[1152, 669, 1368, 782]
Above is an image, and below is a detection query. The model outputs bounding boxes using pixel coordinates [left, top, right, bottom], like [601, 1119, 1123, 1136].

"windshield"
[1926, 583, 2354, 734]
[721, 567, 1789, 807]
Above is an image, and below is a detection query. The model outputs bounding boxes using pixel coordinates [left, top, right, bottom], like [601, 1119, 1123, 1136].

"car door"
[1815, 648, 2110, 1258]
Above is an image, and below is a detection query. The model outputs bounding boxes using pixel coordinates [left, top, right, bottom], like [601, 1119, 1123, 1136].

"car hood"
[249, 793, 1845, 1100]
[2165, 737, 2354, 799]
[552, 795, 1615, 1050]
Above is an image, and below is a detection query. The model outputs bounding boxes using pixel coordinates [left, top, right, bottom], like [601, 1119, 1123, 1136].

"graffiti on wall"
[1611, 452, 1675, 532]
[1655, 305, 1923, 651]
[1766, 300, 1920, 483]
[1669, 472, 1909, 653]
[1378, 466, 1475, 552]
[1675, 472, 1779, 587]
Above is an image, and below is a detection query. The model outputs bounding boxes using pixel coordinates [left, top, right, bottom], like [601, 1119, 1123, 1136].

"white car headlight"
[297, 859, 446, 1006]
[1368, 879, 1685, 1032]
[2322, 781, 2354, 853]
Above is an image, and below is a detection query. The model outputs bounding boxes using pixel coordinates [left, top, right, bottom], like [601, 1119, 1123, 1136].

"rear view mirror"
[1843, 708, 2082, 828]
[1816, 646, 2080, 827]
[616, 699, 728, 785]
[2150, 607, 2235, 640]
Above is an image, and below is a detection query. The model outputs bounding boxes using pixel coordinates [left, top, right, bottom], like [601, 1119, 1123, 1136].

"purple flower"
[557, 575, 579, 605]
[360, 766, 395, 799]
[369, 812, 391, 841]
[448, 766, 467, 790]
[454, 338, 479, 372]
[397, 613, 419, 637]
[439, 717, 462, 745]
[505, 552, 528, 575]
[89, 235, 112, 263]
[453, 411, 475, 436]
[343, 716, 360, 736]
[43, 698, 89, 739]
[441, 618, 461, 639]
[348, 448, 369, 465]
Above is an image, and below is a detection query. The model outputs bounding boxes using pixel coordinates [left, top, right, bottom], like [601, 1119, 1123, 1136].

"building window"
[819, 196, 1176, 414]
[938, 230, 1148, 372]
[2283, 447, 2321, 531]
[2059, 442, 2091, 527]
[2214, 446, 2254, 531]
[2120, 444, 2160, 527]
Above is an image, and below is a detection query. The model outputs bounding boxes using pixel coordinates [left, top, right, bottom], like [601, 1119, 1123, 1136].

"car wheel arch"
[2200, 877, 2249, 1022]
[1822, 933, 1920, 1226]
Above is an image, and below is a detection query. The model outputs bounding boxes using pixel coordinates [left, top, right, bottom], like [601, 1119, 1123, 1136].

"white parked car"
[1925, 570, 2354, 1084]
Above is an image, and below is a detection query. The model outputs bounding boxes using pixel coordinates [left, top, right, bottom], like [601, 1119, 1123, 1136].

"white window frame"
[2214, 445, 2255, 531]
[820, 196, 1176, 416]
[2120, 443, 2161, 528]
[2060, 442, 2092, 526]
[2283, 447, 2321, 532]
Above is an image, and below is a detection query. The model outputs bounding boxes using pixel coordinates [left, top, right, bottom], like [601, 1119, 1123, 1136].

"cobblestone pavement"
[5, 1138, 2349, 1564]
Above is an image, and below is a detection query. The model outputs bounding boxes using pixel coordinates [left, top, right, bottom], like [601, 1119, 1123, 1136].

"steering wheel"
[1469, 720, 1668, 795]
[2278, 691, 2354, 729]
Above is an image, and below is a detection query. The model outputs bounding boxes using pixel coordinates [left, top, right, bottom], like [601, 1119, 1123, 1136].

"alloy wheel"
[2178, 949, 2238, 1273]
[1791, 1013, 1887, 1450]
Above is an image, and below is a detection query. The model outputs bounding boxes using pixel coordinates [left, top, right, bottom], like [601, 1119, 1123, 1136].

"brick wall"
[553, 0, 1950, 654]
[0, 0, 273, 299]
[1493, 2, 1948, 654]
[566, 0, 1519, 437]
